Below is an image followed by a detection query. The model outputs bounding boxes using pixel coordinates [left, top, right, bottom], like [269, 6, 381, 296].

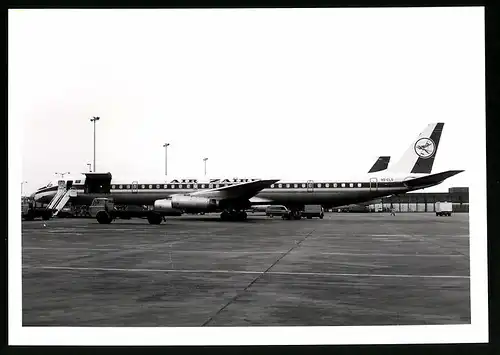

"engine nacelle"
[170, 195, 218, 210]
[153, 199, 183, 215]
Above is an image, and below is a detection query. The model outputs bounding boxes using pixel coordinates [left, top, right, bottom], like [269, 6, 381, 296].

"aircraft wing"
[403, 170, 464, 189]
[185, 179, 279, 200]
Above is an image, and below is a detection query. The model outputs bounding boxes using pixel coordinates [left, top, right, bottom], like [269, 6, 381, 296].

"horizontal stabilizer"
[368, 156, 391, 173]
[403, 170, 464, 189]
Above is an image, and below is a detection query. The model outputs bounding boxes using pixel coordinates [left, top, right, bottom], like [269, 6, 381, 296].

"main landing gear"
[147, 212, 163, 225]
[291, 210, 302, 220]
[283, 209, 302, 220]
[220, 210, 248, 221]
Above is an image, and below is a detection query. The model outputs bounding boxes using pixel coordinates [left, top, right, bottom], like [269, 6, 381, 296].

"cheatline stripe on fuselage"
[34, 179, 412, 208]
[35, 180, 409, 194]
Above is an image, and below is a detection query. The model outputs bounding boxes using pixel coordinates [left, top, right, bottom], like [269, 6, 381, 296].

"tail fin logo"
[414, 138, 436, 159]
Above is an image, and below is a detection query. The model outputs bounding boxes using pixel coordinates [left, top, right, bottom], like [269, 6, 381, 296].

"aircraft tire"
[96, 211, 112, 224]
[221, 211, 230, 221]
[147, 213, 163, 225]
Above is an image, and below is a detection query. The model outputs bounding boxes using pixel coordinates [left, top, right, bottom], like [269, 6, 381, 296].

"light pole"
[55, 172, 70, 179]
[90, 116, 100, 172]
[21, 181, 27, 197]
[203, 157, 208, 177]
[163, 143, 170, 176]
[87, 163, 92, 172]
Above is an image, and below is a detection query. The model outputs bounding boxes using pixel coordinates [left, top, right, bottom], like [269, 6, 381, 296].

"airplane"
[31, 122, 463, 223]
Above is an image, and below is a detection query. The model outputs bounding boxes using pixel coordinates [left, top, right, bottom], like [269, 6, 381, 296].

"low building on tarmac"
[368, 187, 469, 213]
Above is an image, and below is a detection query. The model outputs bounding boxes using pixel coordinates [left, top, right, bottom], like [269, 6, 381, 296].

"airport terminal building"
[367, 187, 469, 213]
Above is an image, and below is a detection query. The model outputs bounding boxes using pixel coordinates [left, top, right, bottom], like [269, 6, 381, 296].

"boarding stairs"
[47, 185, 77, 216]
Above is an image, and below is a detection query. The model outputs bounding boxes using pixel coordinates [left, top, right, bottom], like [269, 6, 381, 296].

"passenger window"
[325, 183, 329, 188]
[317, 183, 322, 188]
[112, 185, 115, 189]
[302, 183, 306, 188]
[358, 183, 362, 187]
[341, 183, 345, 188]
[334, 183, 337, 188]
[278, 184, 282, 188]
[349, 183, 353, 187]
[164, 185, 168, 189]
[187, 184, 191, 188]
[294, 184, 298, 188]
[286, 184, 290, 188]
[171, 184, 175, 189]
[271, 184, 275, 188]
[149, 185, 153, 189]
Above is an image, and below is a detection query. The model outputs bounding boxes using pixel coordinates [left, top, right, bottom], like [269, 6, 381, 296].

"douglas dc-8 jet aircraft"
[32, 123, 462, 223]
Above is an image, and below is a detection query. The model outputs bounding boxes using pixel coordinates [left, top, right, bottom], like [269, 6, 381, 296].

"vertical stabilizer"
[387, 123, 444, 174]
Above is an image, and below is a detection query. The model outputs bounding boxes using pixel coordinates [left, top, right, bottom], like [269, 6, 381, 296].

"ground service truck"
[89, 198, 182, 224]
[21, 197, 52, 221]
[435, 201, 453, 216]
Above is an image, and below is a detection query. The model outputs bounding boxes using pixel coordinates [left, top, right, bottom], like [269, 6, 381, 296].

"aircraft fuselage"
[32, 176, 419, 209]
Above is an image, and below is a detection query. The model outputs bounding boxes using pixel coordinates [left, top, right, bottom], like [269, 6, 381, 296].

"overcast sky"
[10, 8, 484, 195]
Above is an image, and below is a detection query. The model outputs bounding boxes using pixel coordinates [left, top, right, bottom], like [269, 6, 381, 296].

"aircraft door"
[307, 180, 314, 192]
[132, 181, 138, 194]
[369, 178, 378, 191]
[57, 180, 65, 190]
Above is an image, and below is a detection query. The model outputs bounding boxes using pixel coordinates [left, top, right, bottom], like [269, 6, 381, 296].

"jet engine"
[169, 195, 218, 210]
[153, 199, 183, 214]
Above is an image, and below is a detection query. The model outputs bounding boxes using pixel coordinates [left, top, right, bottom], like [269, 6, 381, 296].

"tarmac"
[21, 212, 470, 327]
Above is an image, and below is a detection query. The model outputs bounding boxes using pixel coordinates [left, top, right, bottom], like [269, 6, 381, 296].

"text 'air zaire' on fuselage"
[32, 123, 463, 220]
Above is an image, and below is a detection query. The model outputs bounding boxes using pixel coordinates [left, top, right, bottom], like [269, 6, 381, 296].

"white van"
[302, 205, 324, 219]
